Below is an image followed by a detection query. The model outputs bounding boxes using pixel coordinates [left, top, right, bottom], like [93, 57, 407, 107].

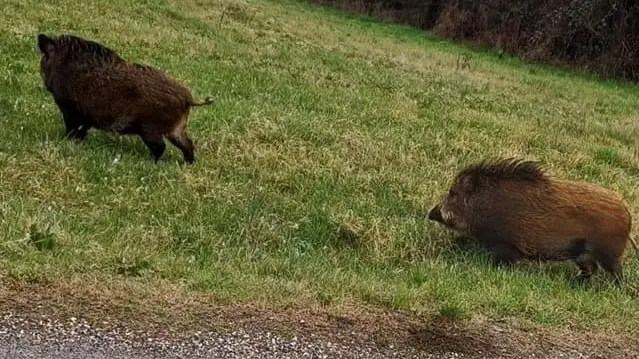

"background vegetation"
[309, 0, 639, 83]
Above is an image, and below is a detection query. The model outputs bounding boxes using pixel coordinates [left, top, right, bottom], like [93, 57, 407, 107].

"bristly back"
[55, 34, 123, 61]
[456, 158, 550, 186]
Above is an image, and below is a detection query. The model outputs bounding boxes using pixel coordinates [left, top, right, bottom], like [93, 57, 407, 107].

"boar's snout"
[427, 204, 444, 223]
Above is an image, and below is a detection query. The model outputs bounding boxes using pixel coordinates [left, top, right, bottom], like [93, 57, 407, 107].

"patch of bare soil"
[0, 277, 636, 359]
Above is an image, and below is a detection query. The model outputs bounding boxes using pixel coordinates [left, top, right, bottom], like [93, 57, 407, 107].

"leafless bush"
[307, 0, 639, 83]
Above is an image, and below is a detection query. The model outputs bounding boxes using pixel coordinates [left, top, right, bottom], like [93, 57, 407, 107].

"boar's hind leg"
[569, 239, 597, 281]
[140, 131, 166, 163]
[167, 126, 195, 164]
[574, 253, 597, 282]
[595, 249, 624, 285]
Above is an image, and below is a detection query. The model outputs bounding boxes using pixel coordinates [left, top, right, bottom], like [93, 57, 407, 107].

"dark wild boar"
[428, 158, 637, 283]
[37, 33, 214, 164]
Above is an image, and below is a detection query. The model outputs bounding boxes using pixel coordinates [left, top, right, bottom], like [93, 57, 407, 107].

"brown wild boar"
[37, 33, 214, 164]
[427, 158, 637, 283]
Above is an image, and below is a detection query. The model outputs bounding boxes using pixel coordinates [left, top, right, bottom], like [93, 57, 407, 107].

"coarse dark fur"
[37, 33, 215, 164]
[428, 158, 637, 284]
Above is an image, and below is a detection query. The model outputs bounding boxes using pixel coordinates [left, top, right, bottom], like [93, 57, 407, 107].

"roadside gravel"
[0, 311, 465, 359]
[0, 311, 615, 359]
[2, 281, 636, 359]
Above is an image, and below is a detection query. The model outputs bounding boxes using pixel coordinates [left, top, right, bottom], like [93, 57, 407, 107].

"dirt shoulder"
[0, 278, 636, 359]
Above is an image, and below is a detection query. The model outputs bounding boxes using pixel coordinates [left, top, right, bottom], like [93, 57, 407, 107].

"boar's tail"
[190, 96, 215, 107]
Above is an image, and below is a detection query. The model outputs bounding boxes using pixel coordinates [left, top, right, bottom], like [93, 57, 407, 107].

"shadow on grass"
[52, 129, 188, 164]
[436, 232, 634, 292]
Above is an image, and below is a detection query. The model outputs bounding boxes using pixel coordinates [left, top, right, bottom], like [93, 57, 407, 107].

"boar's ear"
[458, 173, 477, 193]
[37, 34, 55, 55]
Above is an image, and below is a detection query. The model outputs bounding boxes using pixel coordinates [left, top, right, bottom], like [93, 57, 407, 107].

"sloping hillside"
[1, 0, 638, 355]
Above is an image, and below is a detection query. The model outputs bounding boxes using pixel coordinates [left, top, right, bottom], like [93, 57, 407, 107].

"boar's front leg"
[475, 228, 520, 268]
[54, 98, 89, 141]
[488, 240, 524, 268]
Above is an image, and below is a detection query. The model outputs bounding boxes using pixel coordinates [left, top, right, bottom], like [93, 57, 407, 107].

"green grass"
[1, 0, 639, 334]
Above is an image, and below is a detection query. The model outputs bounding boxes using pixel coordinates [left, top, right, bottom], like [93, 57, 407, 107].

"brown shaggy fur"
[428, 158, 635, 284]
[37, 33, 214, 164]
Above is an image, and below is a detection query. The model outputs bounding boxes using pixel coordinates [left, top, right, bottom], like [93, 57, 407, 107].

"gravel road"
[0, 312, 597, 359]
[0, 312, 468, 359]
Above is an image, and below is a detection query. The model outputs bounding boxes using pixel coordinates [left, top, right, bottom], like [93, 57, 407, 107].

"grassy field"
[1, 0, 639, 336]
